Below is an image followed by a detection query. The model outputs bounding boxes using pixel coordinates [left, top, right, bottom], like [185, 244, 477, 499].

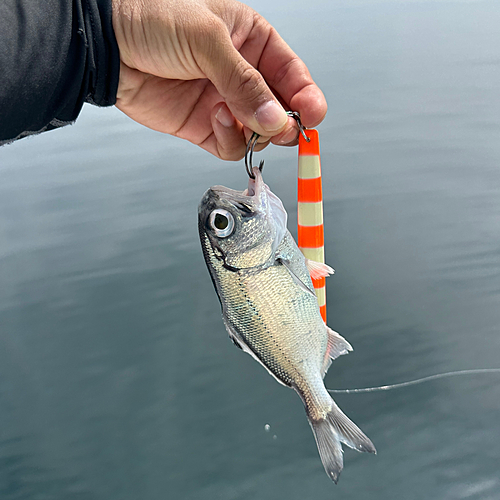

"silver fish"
[198, 167, 375, 483]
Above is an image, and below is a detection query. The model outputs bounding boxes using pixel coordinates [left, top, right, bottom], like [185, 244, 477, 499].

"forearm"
[0, 0, 120, 145]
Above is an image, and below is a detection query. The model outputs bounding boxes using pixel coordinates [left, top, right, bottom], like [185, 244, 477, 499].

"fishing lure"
[297, 126, 328, 321]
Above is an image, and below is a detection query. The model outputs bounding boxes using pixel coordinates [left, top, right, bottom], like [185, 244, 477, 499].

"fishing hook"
[245, 132, 262, 179]
[244, 111, 310, 179]
[286, 111, 310, 143]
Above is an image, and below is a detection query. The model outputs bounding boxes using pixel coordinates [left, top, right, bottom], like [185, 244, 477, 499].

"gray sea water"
[1, 1, 500, 498]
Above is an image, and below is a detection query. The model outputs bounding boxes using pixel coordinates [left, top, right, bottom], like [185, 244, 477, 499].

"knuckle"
[230, 64, 263, 103]
[270, 56, 300, 89]
[218, 146, 245, 162]
[197, 16, 225, 40]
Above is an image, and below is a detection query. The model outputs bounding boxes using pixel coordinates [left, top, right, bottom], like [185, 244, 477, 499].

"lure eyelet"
[209, 209, 235, 238]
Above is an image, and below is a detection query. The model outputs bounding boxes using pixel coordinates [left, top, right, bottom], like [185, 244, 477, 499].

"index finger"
[236, 15, 327, 128]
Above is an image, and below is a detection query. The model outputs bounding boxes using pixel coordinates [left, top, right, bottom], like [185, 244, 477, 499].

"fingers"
[237, 13, 328, 129]
[196, 21, 289, 138]
[197, 7, 326, 151]
[206, 103, 271, 160]
[210, 102, 245, 160]
[270, 116, 300, 146]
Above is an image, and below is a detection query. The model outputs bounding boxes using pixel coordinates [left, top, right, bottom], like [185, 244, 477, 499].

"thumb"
[197, 31, 288, 137]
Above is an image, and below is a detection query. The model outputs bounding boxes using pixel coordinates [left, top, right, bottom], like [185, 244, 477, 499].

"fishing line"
[328, 368, 500, 394]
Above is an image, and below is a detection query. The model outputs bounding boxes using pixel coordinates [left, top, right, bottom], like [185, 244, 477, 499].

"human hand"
[112, 0, 327, 160]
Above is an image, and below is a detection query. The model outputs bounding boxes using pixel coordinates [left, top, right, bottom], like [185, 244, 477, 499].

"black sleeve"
[0, 0, 120, 145]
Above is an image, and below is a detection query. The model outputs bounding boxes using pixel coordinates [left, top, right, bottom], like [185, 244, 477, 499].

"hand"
[112, 0, 327, 160]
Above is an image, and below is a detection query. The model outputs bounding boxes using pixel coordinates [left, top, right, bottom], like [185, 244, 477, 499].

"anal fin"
[321, 326, 353, 378]
[326, 326, 352, 360]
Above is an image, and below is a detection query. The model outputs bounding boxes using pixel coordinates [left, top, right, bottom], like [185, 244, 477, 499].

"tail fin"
[308, 401, 376, 483]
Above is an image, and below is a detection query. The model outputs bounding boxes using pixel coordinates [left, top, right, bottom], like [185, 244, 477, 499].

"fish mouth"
[245, 167, 264, 197]
[209, 167, 264, 208]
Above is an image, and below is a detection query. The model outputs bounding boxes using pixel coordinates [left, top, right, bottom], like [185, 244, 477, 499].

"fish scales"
[198, 167, 375, 483]
[223, 237, 325, 386]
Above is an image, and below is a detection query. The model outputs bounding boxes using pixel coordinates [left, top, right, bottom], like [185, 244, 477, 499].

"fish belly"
[221, 263, 328, 388]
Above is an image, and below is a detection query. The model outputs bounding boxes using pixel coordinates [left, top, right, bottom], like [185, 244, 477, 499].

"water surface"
[1, 1, 500, 499]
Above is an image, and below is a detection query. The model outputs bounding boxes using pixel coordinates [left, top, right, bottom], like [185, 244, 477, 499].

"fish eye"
[209, 209, 234, 238]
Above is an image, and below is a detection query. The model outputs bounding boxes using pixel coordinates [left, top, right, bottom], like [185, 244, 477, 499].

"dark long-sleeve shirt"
[0, 0, 120, 145]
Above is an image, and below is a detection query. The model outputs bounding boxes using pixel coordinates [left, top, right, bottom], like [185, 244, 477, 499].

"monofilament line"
[328, 368, 500, 394]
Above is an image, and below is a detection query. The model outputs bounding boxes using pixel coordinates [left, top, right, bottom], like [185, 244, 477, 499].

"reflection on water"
[1, 1, 500, 499]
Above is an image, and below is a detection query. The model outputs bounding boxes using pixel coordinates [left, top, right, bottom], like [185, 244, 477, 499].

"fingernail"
[276, 126, 299, 145]
[255, 101, 287, 133]
[215, 104, 236, 128]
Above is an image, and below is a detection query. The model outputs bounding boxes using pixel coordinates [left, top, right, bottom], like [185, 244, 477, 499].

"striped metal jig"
[297, 128, 327, 322]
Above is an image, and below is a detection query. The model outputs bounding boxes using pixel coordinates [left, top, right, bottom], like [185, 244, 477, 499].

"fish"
[198, 166, 376, 483]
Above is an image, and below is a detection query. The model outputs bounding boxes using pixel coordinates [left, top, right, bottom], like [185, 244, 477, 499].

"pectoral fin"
[278, 258, 316, 297]
[305, 259, 335, 280]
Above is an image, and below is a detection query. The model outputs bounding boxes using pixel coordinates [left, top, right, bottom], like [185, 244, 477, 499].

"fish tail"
[308, 400, 376, 483]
